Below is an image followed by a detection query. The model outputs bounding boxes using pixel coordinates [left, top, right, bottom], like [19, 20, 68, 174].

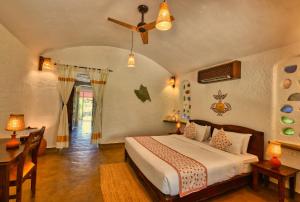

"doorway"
[69, 83, 96, 151]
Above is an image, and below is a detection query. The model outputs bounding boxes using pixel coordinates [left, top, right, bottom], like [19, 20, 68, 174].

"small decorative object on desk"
[267, 141, 282, 169]
[176, 121, 181, 134]
[5, 114, 25, 149]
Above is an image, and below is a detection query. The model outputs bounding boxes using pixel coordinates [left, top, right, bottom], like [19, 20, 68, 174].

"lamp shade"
[6, 114, 25, 132]
[128, 53, 135, 68]
[267, 141, 282, 158]
[156, 1, 172, 31]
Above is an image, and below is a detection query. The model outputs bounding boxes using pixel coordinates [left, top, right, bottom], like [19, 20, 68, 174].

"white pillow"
[194, 124, 208, 142]
[225, 131, 245, 155]
[192, 123, 211, 141]
[205, 125, 211, 140]
[241, 134, 252, 154]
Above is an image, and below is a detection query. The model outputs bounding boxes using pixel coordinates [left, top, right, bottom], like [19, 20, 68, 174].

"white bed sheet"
[125, 135, 258, 196]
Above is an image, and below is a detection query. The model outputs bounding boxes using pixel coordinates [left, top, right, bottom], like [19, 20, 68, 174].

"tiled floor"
[19, 125, 299, 202]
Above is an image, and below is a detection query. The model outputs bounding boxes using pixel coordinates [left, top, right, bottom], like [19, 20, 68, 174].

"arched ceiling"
[1, 0, 300, 74]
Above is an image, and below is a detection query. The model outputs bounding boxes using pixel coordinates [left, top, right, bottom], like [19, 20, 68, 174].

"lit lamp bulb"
[176, 121, 181, 134]
[42, 57, 54, 70]
[128, 53, 135, 68]
[267, 141, 282, 169]
[156, 0, 172, 31]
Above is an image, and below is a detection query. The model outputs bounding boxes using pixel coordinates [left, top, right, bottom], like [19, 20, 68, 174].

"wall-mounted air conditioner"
[197, 60, 241, 84]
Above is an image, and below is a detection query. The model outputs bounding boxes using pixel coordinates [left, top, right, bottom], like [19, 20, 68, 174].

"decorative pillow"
[209, 129, 232, 151]
[183, 123, 197, 139]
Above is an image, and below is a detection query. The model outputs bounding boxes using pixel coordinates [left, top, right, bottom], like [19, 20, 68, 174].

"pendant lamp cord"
[130, 31, 134, 54]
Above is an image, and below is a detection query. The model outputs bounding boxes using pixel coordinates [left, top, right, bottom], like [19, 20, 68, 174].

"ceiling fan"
[108, 4, 175, 44]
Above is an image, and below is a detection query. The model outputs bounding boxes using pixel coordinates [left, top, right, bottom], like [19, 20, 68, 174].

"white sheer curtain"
[56, 65, 76, 148]
[88, 68, 109, 144]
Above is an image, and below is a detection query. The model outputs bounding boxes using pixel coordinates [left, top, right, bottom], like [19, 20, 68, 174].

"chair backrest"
[24, 127, 45, 162]
[16, 127, 46, 182]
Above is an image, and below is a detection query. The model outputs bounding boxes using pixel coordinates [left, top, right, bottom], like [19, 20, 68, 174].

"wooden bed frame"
[125, 119, 264, 202]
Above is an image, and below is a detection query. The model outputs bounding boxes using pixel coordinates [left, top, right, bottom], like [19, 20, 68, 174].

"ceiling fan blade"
[143, 21, 156, 31]
[107, 17, 137, 32]
[142, 15, 175, 31]
[140, 32, 148, 44]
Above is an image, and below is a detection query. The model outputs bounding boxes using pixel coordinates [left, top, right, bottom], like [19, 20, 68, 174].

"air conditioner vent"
[197, 60, 241, 84]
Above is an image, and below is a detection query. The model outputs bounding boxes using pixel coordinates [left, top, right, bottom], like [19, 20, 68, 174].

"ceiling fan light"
[128, 53, 135, 68]
[156, 1, 172, 31]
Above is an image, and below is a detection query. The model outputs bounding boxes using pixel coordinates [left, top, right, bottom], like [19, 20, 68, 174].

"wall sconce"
[38, 56, 53, 71]
[168, 76, 176, 88]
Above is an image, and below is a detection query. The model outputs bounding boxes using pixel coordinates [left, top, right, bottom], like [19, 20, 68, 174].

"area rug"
[99, 162, 152, 202]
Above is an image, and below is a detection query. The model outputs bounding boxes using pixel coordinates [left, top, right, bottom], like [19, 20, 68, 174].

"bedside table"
[251, 160, 299, 202]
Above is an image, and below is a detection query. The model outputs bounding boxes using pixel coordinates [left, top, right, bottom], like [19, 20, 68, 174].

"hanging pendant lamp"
[156, 0, 172, 31]
[128, 31, 135, 68]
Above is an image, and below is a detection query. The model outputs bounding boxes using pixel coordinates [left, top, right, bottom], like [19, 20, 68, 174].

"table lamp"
[5, 114, 25, 149]
[267, 141, 282, 169]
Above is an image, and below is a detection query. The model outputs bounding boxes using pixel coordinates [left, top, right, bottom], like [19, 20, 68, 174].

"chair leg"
[16, 183, 22, 202]
[31, 168, 37, 196]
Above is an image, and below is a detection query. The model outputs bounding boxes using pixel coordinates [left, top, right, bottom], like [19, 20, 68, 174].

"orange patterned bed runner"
[133, 136, 207, 197]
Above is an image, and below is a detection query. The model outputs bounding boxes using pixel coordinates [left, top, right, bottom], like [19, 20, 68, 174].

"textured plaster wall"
[178, 42, 300, 193]
[0, 24, 176, 147]
[0, 24, 59, 145]
[44, 46, 177, 145]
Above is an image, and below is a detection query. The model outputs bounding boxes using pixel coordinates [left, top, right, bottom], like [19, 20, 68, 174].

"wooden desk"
[0, 138, 24, 202]
[252, 160, 299, 202]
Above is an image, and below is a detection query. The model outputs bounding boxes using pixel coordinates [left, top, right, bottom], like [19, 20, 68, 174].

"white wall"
[178, 42, 300, 193]
[0, 23, 60, 146]
[0, 24, 177, 147]
[44, 46, 177, 144]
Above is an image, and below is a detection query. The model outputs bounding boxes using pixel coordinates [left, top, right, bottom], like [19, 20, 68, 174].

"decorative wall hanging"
[134, 84, 151, 102]
[182, 80, 191, 121]
[210, 90, 231, 116]
[275, 57, 300, 144]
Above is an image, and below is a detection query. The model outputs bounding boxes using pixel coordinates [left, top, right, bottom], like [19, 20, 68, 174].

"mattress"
[125, 135, 258, 196]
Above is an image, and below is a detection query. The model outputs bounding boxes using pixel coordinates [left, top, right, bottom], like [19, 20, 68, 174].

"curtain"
[56, 65, 76, 148]
[88, 68, 109, 144]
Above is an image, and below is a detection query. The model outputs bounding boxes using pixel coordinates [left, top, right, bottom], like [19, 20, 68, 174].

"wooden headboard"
[190, 119, 264, 162]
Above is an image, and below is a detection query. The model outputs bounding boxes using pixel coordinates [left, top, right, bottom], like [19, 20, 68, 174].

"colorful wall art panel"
[275, 56, 300, 145]
[181, 80, 191, 121]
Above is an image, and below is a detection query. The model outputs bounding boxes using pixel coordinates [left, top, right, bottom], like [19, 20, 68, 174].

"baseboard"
[100, 143, 125, 150]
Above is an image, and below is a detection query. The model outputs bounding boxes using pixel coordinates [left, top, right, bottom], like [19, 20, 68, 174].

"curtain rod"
[54, 63, 113, 72]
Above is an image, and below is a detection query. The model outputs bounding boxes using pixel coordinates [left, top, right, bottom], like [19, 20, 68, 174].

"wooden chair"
[9, 126, 46, 202]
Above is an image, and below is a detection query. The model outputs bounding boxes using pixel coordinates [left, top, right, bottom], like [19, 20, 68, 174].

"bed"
[125, 120, 264, 202]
